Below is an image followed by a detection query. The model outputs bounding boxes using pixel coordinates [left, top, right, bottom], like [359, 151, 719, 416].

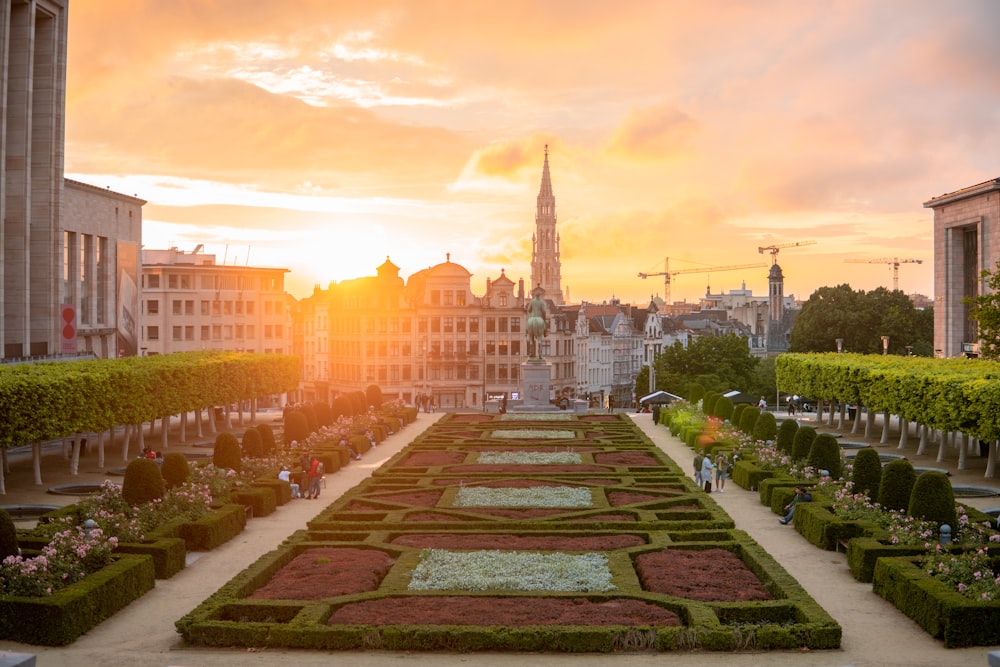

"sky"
[65, 1, 1000, 305]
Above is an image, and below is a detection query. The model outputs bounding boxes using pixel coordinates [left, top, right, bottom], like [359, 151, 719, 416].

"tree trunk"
[958, 433, 968, 470]
[936, 430, 948, 463]
[121, 424, 132, 461]
[180, 412, 188, 443]
[0, 450, 6, 494]
[852, 406, 861, 434]
[69, 432, 81, 475]
[880, 411, 890, 444]
[863, 408, 873, 438]
[837, 402, 845, 429]
[195, 408, 204, 438]
[987, 440, 997, 478]
[97, 430, 106, 469]
[898, 418, 909, 450]
[33, 442, 43, 485]
[160, 415, 169, 451]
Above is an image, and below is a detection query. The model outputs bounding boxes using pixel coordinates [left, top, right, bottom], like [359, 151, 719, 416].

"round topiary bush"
[776, 419, 799, 454]
[161, 452, 190, 489]
[0, 508, 19, 560]
[366, 383, 383, 409]
[122, 457, 165, 505]
[715, 396, 734, 422]
[241, 428, 263, 458]
[807, 433, 843, 479]
[283, 410, 309, 445]
[878, 458, 917, 512]
[687, 383, 705, 406]
[908, 471, 957, 528]
[256, 423, 276, 454]
[739, 408, 759, 437]
[213, 432, 242, 471]
[851, 448, 883, 499]
[702, 392, 720, 417]
[313, 402, 333, 428]
[752, 412, 777, 442]
[731, 403, 748, 429]
[791, 425, 817, 462]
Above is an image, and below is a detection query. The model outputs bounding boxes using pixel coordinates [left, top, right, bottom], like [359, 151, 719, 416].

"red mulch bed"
[328, 596, 682, 627]
[635, 548, 772, 601]
[403, 452, 466, 466]
[594, 452, 660, 465]
[390, 533, 645, 550]
[608, 491, 686, 506]
[250, 548, 395, 600]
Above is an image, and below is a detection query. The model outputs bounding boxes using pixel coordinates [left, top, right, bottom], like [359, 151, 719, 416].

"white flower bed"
[408, 549, 616, 592]
[476, 451, 582, 465]
[454, 486, 593, 508]
[499, 413, 574, 421]
[491, 429, 575, 439]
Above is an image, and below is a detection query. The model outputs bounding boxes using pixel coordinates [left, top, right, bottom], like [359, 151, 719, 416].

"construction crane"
[758, 240, 816, 265]
[639, 257, 767, 305]
[844, 257, 923, 291]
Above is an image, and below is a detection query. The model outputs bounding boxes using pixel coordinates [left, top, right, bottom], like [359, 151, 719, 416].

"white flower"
[408, 549, 616, 592]
[491, 429, 575, 439]
[454, 486, 593, 508]
[477, 451, 582, 465]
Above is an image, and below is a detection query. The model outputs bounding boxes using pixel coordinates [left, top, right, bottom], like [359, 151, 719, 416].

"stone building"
[925, 177, 1000, 357]
[140, 246, 291, 357]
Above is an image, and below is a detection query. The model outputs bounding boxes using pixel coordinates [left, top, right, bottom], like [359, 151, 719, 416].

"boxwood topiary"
[702, 392, 720, 417]
[752, 411, 777, 443]
[283, 410, 309, 445]
[731, 403, 749, 429]
[908, 471, 957, 528]
[241, 428, 263, 458]
[0, 508, 18, 560]
[687, 383, 705, 406]
[791, 425, 817, 462]
[256, 423, 276, 454]
[122, 457, 165, 505]
[739, 408, 759, 437]
[807, 433, 843, 479]
[878, 458, 917, 512]
[213, 431, 242, 471]
[161, 452, 190, 489]
[715, 396, 734, 422]
[851, 448, 882, 499]
[776, 419, 799, 454]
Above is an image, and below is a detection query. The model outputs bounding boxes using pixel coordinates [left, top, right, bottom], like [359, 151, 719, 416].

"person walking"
[714, 451, 730, 492]
[700, 454, 716, 493]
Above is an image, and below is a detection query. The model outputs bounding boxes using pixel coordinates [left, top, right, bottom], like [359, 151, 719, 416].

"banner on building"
[116, 241, 139, 357]
[60, 304, 77, 354]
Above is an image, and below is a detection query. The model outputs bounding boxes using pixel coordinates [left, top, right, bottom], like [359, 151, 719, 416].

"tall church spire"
[531, 145, 565, 305]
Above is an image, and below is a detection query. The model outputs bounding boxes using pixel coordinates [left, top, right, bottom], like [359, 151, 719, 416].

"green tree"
[655, 334, 759, 396]
[967, 262, 1000, 360]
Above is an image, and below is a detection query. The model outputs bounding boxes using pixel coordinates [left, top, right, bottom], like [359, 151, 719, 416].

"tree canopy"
[649, 333, 759, 398]
[789, 284, 932, 355]
[967, 263, 1000, 360]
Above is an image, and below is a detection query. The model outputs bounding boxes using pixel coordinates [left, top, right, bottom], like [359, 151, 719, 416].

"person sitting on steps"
[779, 487, 812, 524]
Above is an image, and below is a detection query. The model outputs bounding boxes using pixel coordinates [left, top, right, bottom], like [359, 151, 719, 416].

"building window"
[457, 317, 466, 333]
[236, 324, 244, 339]
[264, 325, 273, 338]
[235, 301, 243, 315]
[147, 326, 159, 341]
[246, 325, 255, 338]
[431, 290, 441, 305]
[469, 365, 479, 380]
[185, 300, 194, 315]
[499, 293, 507, 307]
[418, 318, 427, 333]
[172, 300, 183, 315]
[246, 302, 255, 315]
[224, 325, 233, 340]
[443, 291, 453, 306]
[180, 275, 191, 289]
[499, 317, 508, 333]
[147, 274, 160, 289]
[168, 274, 178, 289]
[431, 317, 441, 333]
[510, 317, 520, 333]
[512, 340, 520, 356]
[499, 341, 508, 355]
[212, 301, 221, 315]
[486, 318, 495, 333]
[201, 326, 210, 340]
[201, 300, 210, 315]
[147, 300, 159, 315]
[443, 317, 453, 333]
[224, 301, 233, 315]
[456, 291, 466, 306]
[172, 326, 183, 341]
[486, 341, 496, 354]
[486, 364, 495, 380]
[185, 326, 195, 340]
[469, 341, 479, 355]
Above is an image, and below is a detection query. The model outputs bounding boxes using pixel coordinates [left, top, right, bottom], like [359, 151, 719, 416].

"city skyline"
[65, 1, 1000, 303]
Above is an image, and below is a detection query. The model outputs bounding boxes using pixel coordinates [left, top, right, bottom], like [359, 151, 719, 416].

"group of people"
[415, 393, 436, 413]
[278, 452, 327, 499]
[693, 449, 730, 493]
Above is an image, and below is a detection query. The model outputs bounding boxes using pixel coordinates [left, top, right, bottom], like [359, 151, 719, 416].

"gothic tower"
[531, 146, 565, 305]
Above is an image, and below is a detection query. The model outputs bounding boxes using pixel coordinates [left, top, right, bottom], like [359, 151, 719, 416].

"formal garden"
[175, 412, 841, 653]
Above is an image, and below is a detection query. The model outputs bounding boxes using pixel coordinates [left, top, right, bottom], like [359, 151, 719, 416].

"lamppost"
[835, 338, 843, 354]
[881, 335, 890, 355]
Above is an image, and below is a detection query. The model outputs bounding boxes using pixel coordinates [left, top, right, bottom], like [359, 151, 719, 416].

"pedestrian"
[700, 454, 716, 493]
[305, 456, 324, 499]
[714, 451, 730, 492]
[693, 451, 704, 487]
[758, 396, 767, 413]
[608, 395, 614, 413]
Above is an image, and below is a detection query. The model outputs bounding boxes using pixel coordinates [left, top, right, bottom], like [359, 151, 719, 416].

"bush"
[283, 410, 309, 445]
[366, 384, 383, 409]
[313, 402, 333, 428]
[807, 433, 843, 479]
[241, 428, 263, 458]
[851, 448, 882, 499]
[878, 459, 917, 513]
[0, 508, 18, 560]
[776, 419, 799, 454]
[256, 423, 276, 454]
[687, 383, 705, 405]
[702, 392, 720, 417]
[908, 471, 957, 528]
[752, 411, 777, 442]
[301, 404, 319, 433]
[731, 403, 748, 428]
[213, 432, 242, 472]
[332, 395, 353, 420]
[791, 425, 817, 461]
[161, 452, 190, 489]
[715, 396, 734, 422]
[122, 457, 165, 505]
[739, 408, 758, 436]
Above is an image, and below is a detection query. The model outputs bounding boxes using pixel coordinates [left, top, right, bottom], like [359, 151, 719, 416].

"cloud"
[606, 103, 699, 161]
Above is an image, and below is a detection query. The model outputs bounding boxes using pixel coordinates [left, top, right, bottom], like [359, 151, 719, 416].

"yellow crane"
[758, 240, 816, 265]
[639, 258, 768, 305]
[844, 257, 923, 291]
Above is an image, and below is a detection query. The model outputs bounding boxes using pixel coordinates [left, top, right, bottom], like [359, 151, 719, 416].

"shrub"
[791, 425, 817, 461]
[715, 396, 734, 422]
[348, 390, 367, 415]
[122, 457, 165, 505]
[687, 383, 705, 405]
[739, 408, 758, 436]
[301, 404, 319, 433]
[702, 392, 720, 417]
[776, 419, 799, 454]
[366, 383, 383, 409]
[332, 395, 353, 420]
[161, 452, 190, 489]
[241, 428, 263, 458]
[878, 458, 917, 513]
[213, 432, 242, 472]
[807, 433, 843, 479]
[731, 403, 748, 428]
[0, 508, 18, 560]
[908, 471, 957, 528]
[851, 448, 882, 499]
[752, 411, 777, 442]
[313, 402, 333, 427]
[256, 423, 276, 454]
[283, 410, 309, 445]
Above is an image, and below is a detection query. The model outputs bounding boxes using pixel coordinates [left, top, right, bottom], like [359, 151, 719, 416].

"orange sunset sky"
[65, 1, 1000, 304]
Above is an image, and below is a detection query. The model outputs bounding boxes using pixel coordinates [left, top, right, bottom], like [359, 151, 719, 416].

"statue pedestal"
[513, 358, 558, 412]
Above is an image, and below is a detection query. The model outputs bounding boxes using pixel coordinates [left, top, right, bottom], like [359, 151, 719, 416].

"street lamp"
[881, 336, 890, 355]
[835, 338, 843, 354]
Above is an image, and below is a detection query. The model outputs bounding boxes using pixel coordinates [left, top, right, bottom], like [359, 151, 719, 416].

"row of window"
[145, 323, 284, 341]
[144, 273, 283, 292]
[145, 299, 269, 316]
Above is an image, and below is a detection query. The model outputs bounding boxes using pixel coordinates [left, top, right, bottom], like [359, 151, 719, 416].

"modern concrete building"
[140, 246, 292, 357]
[925, 177, 1000, 358]
[1, 0, 69, 359]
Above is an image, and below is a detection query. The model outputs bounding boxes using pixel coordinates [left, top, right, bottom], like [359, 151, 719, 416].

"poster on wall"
[116, 240, 139, 357]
